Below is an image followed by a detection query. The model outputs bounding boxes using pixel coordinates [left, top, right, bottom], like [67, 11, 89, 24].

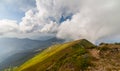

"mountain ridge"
[17, 39, 95, 71]
[4, 39, 120, 71]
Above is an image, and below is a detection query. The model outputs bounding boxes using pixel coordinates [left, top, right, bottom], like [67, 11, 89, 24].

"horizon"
[0, 0, 120, 43]
[0, 0, 120, 70]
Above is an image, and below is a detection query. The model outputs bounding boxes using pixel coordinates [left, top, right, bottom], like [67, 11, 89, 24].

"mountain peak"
[16, 39, 95, 71]
[73, 39, 95, 49]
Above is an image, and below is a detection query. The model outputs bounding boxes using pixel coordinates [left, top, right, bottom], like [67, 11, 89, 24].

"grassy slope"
[17, 39, 94, 71]
[4, 39, 120, 71]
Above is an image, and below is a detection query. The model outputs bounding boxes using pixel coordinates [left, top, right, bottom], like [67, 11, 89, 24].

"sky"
[0, 0, 120, 43]
[0, 0, 36, 22]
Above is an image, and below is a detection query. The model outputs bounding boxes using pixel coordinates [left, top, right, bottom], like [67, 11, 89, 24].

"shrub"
[99, 46, 110, 51]
[99, 43, 108, 46]
[75, 54, 91, 70]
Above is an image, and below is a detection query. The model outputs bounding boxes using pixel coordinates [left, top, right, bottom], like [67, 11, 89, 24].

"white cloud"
[18, 0, 81, 34]
[40, 21, 58, 33]
[57, 0, 120, 42]
[0, 19, 19, 35]
[1, 0, 120, 43]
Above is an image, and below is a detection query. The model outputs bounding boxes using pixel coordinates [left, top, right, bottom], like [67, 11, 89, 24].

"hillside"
[16, 39, 94, 71]
[5, 39, 120, 71]
[0, 37, 64, 70]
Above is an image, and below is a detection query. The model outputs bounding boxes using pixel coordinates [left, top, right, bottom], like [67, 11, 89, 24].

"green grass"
[3, 39, 120, 71]
[4, 67, 17, 71]
[98, 46, 110, 51]
[15, 39, 94, 71]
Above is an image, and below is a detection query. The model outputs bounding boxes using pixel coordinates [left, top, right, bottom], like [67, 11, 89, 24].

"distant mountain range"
[0, 37, 64, 70]
[0, 37, 64, 51]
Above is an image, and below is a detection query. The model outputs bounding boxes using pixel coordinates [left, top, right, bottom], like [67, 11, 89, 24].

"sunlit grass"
[12, 39, 94, 71]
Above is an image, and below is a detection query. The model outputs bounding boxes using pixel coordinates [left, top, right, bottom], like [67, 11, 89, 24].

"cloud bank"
[1, 0, 120, 43]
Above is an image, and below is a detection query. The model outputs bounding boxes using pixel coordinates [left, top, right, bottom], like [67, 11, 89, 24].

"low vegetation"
[4, 67, 17, 71]
[16, 39, 94, 71]
[4, 39, 120, 71]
